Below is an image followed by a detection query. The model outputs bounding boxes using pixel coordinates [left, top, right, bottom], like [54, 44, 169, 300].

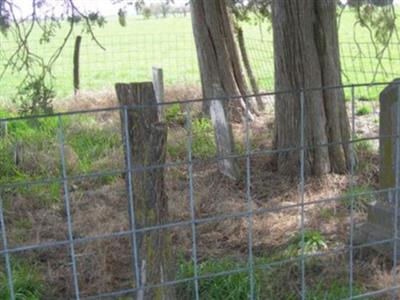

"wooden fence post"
[73, 36, 82, 95]
[152, 66, 165, 122]
[115, 81, 175, 299]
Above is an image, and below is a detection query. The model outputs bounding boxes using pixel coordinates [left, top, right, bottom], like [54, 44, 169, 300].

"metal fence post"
[244, 95, 255, 299]
[121, 106, 141, 296]
[349, 85, 356, 299]
[299, 90, 306, 300]
[57, 116, 81, 299]
[185, 102, 200, 300]
[0, 191, 15, 300]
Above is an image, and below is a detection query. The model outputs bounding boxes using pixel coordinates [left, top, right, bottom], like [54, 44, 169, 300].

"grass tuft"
[0, 259, 44, 300]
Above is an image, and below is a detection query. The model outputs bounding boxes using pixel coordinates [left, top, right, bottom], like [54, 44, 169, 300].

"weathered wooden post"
[210, 85, 240, 181]
[356, 79, 400, 258]
[152, 66, 165, 122]
[115, 81, 175, 299]
[73, 35, 82, 95]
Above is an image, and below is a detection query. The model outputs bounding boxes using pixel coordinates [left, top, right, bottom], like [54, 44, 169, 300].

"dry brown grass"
[57, 84, 201, 110]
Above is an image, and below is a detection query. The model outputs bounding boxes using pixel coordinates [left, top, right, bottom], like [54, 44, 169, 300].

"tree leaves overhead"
[230, 0, 272, 23]
[348, 0, 398, 81]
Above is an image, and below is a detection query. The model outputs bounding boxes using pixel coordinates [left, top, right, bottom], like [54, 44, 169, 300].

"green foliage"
[282, 280, 362, 300]
[342, 185, 374, 212]
[0, 12, 10, 35]
[0, 138, 24, 184]
[0, 259, 44, 300]
[118, 9, 127, 27]
[192, 118, 216, 159]
[15, 76, 55, 115]
[166, 117, 216, 160]
[356, 104, 373, 116]
[305, 281, 363, 300]
[259, 253, 363, 299]
[0, 112, 120, 182]
[143, 7, 152, 19]
[177, 254, 363, 300]
[8, 118, 59, 142]
[167, 143, 185, 160]
[166, 103, 184, 125]
[353, 3, 396, 45]
[178, 257, 259, 300]
[0, 111, 60, 184]
[286, 230, 328, 256]
[67, 124, 120, 173]
[355, 139, 374, 154]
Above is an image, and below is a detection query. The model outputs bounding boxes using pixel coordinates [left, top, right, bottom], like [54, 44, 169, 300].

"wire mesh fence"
[1, 80, 400, 299]
[2, 31, 400, 102]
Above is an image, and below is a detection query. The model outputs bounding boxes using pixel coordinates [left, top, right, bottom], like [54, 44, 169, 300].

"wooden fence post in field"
[115, 81, 175, 299]
[152, 66, 165, 122]
[73, 35, 82, 95]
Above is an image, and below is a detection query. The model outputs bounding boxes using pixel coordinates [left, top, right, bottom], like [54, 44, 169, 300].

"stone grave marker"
[356, 79, 400, 258]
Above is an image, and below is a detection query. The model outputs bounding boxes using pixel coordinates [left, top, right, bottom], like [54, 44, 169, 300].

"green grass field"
[0, 9, 400, 104]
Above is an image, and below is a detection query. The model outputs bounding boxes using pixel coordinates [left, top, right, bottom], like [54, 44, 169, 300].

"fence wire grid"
[0, 81, 400, 299]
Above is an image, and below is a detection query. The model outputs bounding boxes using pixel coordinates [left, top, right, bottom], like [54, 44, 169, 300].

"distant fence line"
[1, 32, 400, 100]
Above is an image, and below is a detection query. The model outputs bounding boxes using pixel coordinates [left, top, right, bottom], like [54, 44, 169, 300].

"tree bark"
[272, 0, 351, 176]
[190, 0, 246, 180]
[190, 0, 253, 119]
[115, 82, 175, 300]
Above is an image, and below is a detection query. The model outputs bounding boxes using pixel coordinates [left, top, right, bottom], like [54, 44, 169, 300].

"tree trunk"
[272, 0, 351, 176]
[115, 82, 175, 300]
[190, 0, 253, 119]
[190, 0, 249, 180]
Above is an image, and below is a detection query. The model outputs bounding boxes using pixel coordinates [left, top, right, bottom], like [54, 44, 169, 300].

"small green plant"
[178, 257, 259, 300]
[15, 76, 55, 115]
[356, 104, 373, 116]
[342, 185, 374, 212]
[286, 230, 328, 256]
[166, 103, 184, 125]
[318, 207, 335, 220]
[191, 118, 216, 159]
[167, 143, 186, 159]
[283, 280, 362, 300]
[67, 124, 120, 173]
[355, 139, 374, 154]
[142, 7, 152, 19]
[0, 259, 44, 300]
[0, 139, 25, 184]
